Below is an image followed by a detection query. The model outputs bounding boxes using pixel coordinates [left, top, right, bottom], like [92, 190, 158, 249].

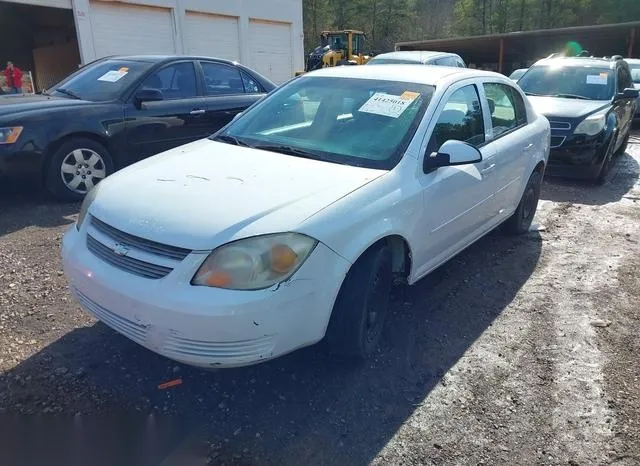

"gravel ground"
[0, 132, 639, 466]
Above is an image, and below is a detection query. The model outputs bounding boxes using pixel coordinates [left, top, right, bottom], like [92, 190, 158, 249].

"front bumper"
[0, 143, 45, 179]
[545, 135, 608, 179]
[61, 225, 351, 368]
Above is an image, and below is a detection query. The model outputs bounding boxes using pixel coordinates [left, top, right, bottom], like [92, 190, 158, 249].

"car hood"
[90, 139, 387, 250]
[0, 94, 92, 117]
[527, 96, 609, 119]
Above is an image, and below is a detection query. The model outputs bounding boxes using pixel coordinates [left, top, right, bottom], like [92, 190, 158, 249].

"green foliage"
[303, 0, 640, 54]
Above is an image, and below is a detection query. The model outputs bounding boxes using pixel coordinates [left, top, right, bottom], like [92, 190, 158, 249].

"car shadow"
[1, 228, 543, 466]
[0, 179, 78, 236]
[540, 146, 640, 206]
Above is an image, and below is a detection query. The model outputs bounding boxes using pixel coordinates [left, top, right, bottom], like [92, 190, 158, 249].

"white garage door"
[184, 12, 240, 61]
[248, 19, 292, 84]
[90, 2, 176, 58]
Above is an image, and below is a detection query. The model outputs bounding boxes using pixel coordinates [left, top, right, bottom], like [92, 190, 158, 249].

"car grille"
[550, 136, 566, 148]
[71, 286, 147, 345]
[87, 236, 173, 279]
[91, 216, 190, 260]
[548, 120, 572, 131]
[163, 334, 276, 363]
[86, 216, 192, 279]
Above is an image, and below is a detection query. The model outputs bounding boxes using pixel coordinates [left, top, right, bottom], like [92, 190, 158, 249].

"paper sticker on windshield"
[586, 74, 607, 85]
[97, 70, 128, 83]
[359, 91, 419, 118]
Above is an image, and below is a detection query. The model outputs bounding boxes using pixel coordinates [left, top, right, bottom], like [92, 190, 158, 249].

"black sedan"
[0, 55, 276, 200]
[517, 55, 638, 184]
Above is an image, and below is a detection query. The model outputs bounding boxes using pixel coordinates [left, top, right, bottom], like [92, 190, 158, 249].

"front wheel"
[325, 245, 393, 359]
[45, 138, 114, 202]
[595, 132, 617, 185]
[503, 169, 542, 235]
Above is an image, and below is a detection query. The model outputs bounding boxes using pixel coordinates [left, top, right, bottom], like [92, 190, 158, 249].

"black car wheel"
[615, 132, 629, 156]
[46, 138, 114, 202]
[595, 132, 617, 185]
[503, 169, 542, 235]
[325, 245, 393, 359]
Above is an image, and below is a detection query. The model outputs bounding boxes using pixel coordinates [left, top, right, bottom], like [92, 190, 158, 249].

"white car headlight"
[573, 113, 606, 136]
[76, 183, 101, 230]
[192, 233, 318, 290]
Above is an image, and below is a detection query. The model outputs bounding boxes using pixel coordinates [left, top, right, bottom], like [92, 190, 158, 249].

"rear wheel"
[503, 169, 542, 235]
[45, 138, 113, 202]
[325, 245, 393, 359]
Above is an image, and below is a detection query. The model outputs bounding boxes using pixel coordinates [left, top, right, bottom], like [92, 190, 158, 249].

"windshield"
[509, 69, 526, 80]
[368, 58, 422, 65]
[629, 65, 640, 84]
[49, 59, 154, 101]
[214, 76, 435, 170]
[517, 65, 615, 100]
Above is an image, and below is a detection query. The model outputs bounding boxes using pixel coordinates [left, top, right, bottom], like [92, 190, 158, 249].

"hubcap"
[60, 148, 107, 194]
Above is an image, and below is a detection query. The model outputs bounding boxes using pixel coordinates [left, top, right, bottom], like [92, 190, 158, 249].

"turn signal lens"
[0, 127, 23, 144]
[270, 244, 298, 273]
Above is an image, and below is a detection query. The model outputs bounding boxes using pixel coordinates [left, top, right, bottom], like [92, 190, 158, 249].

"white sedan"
[61, 65, 550, 368]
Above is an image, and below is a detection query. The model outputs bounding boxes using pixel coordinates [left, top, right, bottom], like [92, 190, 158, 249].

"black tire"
[503, 169, 542, 235]
[595, 132, 617, 185]
[45, 138, 114, 202]
[615, 132, 629, 156]
[325, 245, 393, 359]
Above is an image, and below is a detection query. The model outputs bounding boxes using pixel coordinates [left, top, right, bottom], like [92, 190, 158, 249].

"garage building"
[0, 0, 304, 92]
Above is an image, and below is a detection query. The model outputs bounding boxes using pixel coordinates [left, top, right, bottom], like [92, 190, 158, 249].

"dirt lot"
[0, 133, 639, 466]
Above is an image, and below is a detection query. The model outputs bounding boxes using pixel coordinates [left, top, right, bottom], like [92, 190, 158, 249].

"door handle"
[523, 143, 534, 151]
[190, 109, 206, 115]
[481, 163, 496, 174]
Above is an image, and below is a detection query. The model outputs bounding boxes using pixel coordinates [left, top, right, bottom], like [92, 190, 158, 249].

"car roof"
[371, 50, 457, 63]
[624, 57, 640, 64]
[533, 56, 620, 69]
[99, 55, 238, 66]
[304, 64, 501, 86]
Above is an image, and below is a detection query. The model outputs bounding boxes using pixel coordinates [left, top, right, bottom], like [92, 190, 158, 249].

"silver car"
[367, 51, 466, 68]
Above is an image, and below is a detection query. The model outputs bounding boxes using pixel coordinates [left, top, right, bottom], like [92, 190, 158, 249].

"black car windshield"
[629, 64, 640, 84]
[214, 76, 435, 170]
[517, 65, 615, 100]
[49, 59, 154, 101]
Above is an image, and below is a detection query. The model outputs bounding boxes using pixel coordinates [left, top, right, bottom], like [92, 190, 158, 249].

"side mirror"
[423, 140, 482, 172]
[134, 88, 163, 108]
[615, 87, 639, 100]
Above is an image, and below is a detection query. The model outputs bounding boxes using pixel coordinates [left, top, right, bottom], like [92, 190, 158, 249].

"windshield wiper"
[212, 134, 251, 147]
[551, 93, 593, 100]
[55, 88, 82, 100]
[252, 143, 330, 162]
[524, 92, 543, 96]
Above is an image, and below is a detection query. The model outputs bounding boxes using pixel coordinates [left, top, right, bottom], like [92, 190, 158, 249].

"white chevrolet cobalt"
[62, 65, 550, 368]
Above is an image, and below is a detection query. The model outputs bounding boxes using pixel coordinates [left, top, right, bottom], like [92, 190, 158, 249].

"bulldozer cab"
[322, 30, 366, 60]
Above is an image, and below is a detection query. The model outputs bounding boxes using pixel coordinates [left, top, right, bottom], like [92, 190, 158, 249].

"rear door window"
[483, 83, 519, 137]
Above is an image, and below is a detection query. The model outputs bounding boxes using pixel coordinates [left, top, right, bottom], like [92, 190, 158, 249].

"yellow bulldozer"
[297, 30, 372, 75]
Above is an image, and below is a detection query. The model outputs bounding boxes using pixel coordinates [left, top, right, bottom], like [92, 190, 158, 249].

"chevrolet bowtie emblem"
[112, 243, 130, 256]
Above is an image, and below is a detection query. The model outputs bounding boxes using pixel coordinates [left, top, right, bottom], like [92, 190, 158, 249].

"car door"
[124, 61, 210, 163]
[197, 61, 267, 133]
[480, 81, 534, 216]
[613, 65, 634, 146]
[413, 81, 498, 277]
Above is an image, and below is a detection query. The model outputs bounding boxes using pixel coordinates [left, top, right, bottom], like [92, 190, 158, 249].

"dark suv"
[517, 54, 638, 184]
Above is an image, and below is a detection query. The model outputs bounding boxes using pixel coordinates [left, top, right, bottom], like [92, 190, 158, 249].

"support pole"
[629, 28, 636, 58]
[498, 38, 504, 73]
